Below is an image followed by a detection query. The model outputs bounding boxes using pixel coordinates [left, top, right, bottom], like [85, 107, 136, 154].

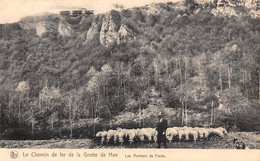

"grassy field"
[0, 132, 259, 149]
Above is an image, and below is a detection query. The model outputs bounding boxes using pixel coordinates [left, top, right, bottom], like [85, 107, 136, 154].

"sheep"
[132, 129, 141, 143]
[166, 128, 178, 142]
[136, 128, 152, 143]
[142, 128, 152, 142]
[107, 129, 117, 144]
[153, 130, 158, 142]
[100, 131, 108, 144]
[125, 129, 136, 145]
[189, 129, 199, 141]
[179, 127, 199, 141]
[118, 129, 127, 145]
[208, 128, 224, 138]
[182, 127, 191, 141]
[200, 128, 210, 139]
[193, 127, 204, 139]
[96, 126, 230, 145]
[135, 128, 141, 142]
[95, 131, 102, 145]
[216, 127, 228, 135]
[166, 128, 171, 140]
[172, 127, 179, 130]
[114, 131, 121, 144]
[177, 129, 186, 141]
[113, 128, 129, 145]
[96, 131, 102, 137]
[145, 128, 158, 142]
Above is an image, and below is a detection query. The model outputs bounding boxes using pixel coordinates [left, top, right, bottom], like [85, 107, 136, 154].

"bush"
[1, 124, 32, 140]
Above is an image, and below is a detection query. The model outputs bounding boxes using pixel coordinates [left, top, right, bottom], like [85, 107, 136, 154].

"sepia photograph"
[0, 0, 260, 160]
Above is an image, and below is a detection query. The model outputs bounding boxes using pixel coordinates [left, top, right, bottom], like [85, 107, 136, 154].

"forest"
[0, 0, 259, 140]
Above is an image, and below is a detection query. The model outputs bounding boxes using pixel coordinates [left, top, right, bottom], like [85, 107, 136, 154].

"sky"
[0, 0, 181, 23]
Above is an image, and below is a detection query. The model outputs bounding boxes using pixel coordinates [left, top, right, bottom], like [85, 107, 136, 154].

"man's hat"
[158, 112, 163, 117]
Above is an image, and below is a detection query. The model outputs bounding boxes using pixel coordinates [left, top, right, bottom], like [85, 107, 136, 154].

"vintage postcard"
[0, 0, 259, 161]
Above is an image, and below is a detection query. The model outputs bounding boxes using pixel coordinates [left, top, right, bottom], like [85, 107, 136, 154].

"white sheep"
[181, 127, 199, 141]
[182, 127, 191, 141]
[193, 127, 204, 139]
[145, 128, 157, 142]
[172, 126, 179, 129]
[95, 131, 102, 144]
[96, 131, 102, 138]
[200, 128, 210, 139]
[136, 128, 152, 143]
[100, 131, 108, 144]
[166, 128, 178, 142]
[208, 128, 224, 138]
[189, 129, 199, 141]
[132, 129, 138, 136]
[107, 129, 117, 144]
[114, 131, 120, 144]
[126, 129, 136, 144]
[216, 127, 228, 135]
[177, 129, 186, 141]
[118, 129, 127, 145]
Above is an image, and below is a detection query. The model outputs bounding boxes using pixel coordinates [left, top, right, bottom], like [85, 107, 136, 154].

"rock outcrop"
[19, 20, 46, 36]
[248, 9, 260, 18]
[99, 10, 121, 46]
[19, 14, 72, 37]
[36, 22, 46, 36]
[211, 7, 238, 17]
[145, 3, 166, 15]
[85, 15, 103, 42]
[117, 24, 135, 44]
[84, 10, 136, 46]
[84, 10, 138, 46]
[58, 21, 72, 37]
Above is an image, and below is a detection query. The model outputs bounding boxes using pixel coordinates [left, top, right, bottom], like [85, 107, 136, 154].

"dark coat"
[156, 118, 168, 136]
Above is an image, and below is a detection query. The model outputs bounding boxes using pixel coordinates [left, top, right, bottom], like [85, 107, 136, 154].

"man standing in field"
[156, 112, 168, 148]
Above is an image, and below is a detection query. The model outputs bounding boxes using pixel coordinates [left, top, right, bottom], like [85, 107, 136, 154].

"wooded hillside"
[0, 0, 259, 139]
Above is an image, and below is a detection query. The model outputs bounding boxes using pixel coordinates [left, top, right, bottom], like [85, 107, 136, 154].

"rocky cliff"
[58, 20, 72, 37]
[4, 1, 259, 45]
[18, 14, 72, 37]
[84, 10, 136, 46]
[84, 15, 103, 43]
[99, 10, 121, 46]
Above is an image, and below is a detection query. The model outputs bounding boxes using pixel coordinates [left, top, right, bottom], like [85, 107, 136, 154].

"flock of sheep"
[95, 126, 228, 145]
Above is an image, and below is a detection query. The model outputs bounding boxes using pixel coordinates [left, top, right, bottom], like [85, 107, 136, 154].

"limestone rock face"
[117, 24, 135, 44]
[58, 21, 72, 37]
[19, 20, 46, 36]
[146, 3, 165, 15]
[35, 22, 46, 36]
[99, 10, 121, 46]
[85, 16, 103, 42]
[248, 9, 260, 18]
[19, 14, 72, 37]
[84, 11, 137, 46]
[211, 7, 238, 17]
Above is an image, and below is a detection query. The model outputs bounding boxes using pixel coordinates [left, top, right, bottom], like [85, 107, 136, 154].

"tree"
[6, 85, 15, 123]
[39, 86, 61, 132]
[86, 75, 100, 137]
[27, 99, 39, 137]
[15, 81, 30, 123]
[63, 89, 82, 138]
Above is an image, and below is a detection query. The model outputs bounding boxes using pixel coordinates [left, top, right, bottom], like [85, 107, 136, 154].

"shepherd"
[156, 112, 168, 148]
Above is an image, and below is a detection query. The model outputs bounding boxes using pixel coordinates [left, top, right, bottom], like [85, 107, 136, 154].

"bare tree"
[15, 81, 30, 123]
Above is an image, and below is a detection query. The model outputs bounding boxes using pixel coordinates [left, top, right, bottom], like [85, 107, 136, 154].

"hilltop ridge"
[6, 0, 259, 44]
